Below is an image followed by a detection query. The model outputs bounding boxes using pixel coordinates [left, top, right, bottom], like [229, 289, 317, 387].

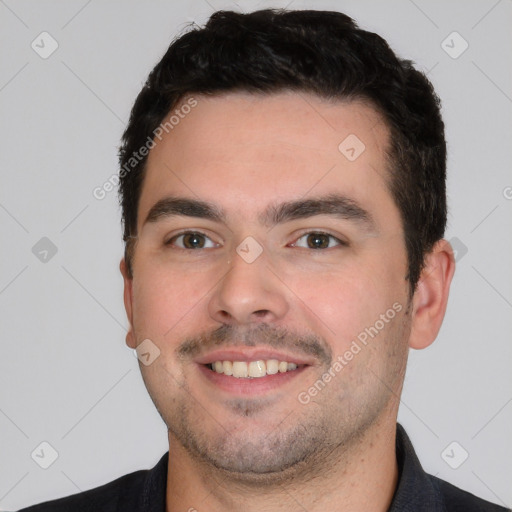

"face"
[123, 91, 413, 480]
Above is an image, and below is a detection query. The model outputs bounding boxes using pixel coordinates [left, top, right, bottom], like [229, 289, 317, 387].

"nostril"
[254, 310, 270, 317]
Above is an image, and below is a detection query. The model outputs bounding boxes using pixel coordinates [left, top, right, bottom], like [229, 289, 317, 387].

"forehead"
[138, 91, 396, 229]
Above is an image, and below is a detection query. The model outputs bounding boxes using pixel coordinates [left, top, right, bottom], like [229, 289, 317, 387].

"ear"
[409, 239, 456, 350]
[120, 259, 136, 349]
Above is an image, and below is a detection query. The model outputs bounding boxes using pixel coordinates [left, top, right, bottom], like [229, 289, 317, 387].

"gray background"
[1, 0, 511, 510]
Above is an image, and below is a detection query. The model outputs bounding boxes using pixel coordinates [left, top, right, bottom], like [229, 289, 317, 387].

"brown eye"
[306, 233, 330, 249]
[292, 232, 345, 249]
[167, 232, 216, 249]
[182, 233, 206, 248]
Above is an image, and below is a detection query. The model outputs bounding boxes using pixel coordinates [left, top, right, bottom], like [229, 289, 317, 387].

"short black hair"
[118, 9, 446, 291]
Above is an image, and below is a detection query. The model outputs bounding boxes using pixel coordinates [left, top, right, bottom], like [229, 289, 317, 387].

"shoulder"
[17, 469, 147, 512]
[16, 453, 168, 512]
[430, 474, 510, 512]
[393, 424, 509, 512]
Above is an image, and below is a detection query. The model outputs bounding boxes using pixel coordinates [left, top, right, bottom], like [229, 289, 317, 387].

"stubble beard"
[146, 315, 411, 486]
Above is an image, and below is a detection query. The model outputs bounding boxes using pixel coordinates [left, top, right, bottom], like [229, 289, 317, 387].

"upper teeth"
[211, 360, 298, 378]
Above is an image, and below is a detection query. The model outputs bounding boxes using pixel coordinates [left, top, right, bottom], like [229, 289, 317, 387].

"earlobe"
[120, 259, 136, 349]
[409, 239, 456, 350]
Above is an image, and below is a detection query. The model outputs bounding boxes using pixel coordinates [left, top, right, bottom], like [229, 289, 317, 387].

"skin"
[120, 91, 455, 511]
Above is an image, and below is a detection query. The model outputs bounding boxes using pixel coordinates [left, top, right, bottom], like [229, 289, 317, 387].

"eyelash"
[291, 231, 348, 249]
[165, 230, 348, 250]
[164, 230, 219, 250]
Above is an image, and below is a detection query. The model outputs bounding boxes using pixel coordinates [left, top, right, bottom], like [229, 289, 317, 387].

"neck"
[165, 416, 399, 512]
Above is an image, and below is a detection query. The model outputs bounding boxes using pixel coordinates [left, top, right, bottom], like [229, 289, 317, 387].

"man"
[19, 8, 509, 512]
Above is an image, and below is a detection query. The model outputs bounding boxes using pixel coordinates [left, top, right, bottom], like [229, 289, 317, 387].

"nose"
[208, 247, 289, 326]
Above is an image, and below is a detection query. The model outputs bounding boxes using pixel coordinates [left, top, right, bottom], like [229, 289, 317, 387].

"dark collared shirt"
[18, 424, 509, 511]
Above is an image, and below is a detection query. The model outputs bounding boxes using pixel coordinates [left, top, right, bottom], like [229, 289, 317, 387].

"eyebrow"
[261, 194, 375, 230]
[143, 193, 376, 231]
[144, 197, 224, 224]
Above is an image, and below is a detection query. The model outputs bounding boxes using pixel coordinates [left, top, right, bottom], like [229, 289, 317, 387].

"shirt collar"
[139, 451, 168, 512]
[388, 423, 445, 511]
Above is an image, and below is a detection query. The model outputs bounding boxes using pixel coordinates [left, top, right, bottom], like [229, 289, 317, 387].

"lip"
[194, 347, 316, 366]
[194, 346, 315, 396]
[197, 362, 308, 396]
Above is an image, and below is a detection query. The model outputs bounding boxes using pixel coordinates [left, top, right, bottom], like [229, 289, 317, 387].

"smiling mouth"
[206, 359, 302, 378]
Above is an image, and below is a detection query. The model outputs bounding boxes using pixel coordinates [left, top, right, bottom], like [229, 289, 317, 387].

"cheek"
[281, 257, 406, 354]
[130, 260, 215, 338]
